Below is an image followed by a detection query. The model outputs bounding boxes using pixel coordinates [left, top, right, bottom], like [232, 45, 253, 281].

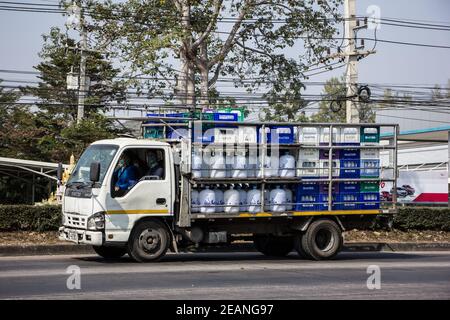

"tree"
[87, 0, 342, 111]
[311, 76, 375, 123]
[19, 27, 127, 162]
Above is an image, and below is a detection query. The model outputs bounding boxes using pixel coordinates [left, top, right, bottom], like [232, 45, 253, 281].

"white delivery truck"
[59, 120, 399, 262]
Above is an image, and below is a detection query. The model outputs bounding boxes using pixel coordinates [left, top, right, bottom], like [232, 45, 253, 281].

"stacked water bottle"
[192, 149, 297, 179]
[192, 184, 295, 214]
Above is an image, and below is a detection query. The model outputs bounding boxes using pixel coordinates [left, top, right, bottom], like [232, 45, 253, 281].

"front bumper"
[59, 226, 103, 246]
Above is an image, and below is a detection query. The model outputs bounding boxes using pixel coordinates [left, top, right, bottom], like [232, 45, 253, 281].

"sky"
[0, 0, 449, 118]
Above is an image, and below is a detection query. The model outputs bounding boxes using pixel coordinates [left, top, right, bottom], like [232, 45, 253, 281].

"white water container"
[270, 186, 286, 212]
[232, 151, 247, 178]
[199, 186, 215, 213]
[210, 152, 226, 178]
[247, 150, 257, 177]
[191, 189, 199, 213]
[238, 126, 257, 143]
[284, 187, 293, 210]
[247, 186, 261, 213]
[192, 150, 203, 178]
[270, 154, 279, 177]
[214, 187, 224, 212]
[225, 151, 234, 178]
[257, 155, 272, 177]
[279, 151, 296, 177]
[224, 186, 240, 213]
[237, 186, 248, 211]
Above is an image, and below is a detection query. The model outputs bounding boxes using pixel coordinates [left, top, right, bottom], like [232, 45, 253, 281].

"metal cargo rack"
[140, 118, 399, 222]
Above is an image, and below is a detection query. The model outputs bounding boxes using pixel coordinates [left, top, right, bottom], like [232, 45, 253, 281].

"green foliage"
[394, 208, 450, 231]
[86, 0, 343, 109]
[311, 76, 376, 123]
[0, 205, 62, 232]
[0, 206, 448, 232]
[0, 28, 125, 163]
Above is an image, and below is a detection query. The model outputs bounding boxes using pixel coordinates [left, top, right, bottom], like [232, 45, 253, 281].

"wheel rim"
[138, 228, 162, 255]
[314, 228, 335, 252]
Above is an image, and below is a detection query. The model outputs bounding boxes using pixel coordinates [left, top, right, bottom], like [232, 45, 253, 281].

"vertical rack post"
[327, 124, 334, 211]
[260, 123, 266, 213]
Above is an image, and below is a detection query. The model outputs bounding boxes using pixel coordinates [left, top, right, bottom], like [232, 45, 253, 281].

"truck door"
[104, 146, 172, 241]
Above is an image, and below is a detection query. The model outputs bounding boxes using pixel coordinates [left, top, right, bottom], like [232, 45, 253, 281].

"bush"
[0, 205, 61, 232]
[394, 207, 450, 231]
[0, 205, 449, 232]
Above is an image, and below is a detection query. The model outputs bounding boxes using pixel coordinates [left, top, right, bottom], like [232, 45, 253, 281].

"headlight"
[87, 212, 105, 230]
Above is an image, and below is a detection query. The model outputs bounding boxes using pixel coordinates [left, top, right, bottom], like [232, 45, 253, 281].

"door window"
[112, 148, 165, 197]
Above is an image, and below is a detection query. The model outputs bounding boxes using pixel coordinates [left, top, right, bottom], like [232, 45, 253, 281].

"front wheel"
[127, 220, 170, 262]
[254, 235, 294, 257]
[92, 245, 127, 260]
[301, 219, 343, 260]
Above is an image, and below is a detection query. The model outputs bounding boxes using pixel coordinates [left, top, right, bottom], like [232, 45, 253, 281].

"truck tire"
[92, 245, 127, 260]
[127, 220, 170, 262]
[293, 233, 312, 259]
[253, 235, 294, 257]
[301, 219, 343, 260]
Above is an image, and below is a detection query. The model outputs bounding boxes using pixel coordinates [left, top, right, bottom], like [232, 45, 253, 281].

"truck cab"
[59, 138, 176, 261]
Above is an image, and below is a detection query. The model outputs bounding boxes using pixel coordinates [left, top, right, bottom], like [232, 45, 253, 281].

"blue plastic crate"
[338, 181, 360, 193]
[296, 182, 319, 195]
[213, 113, 239, 128]
[319, 183, 339, 194]
[257, 125, 295, 144]
[359, 193, 380, 209]
[339, 159, 360, 178]
[295, 194, 319, 211]
[145, 113, 163, 124]
[360, 159, 380, 177]
[336, 193, 359, 210]
[318, 194, 337, 211]
[340, 148, 360, 160]
[214, 112, 238, 122]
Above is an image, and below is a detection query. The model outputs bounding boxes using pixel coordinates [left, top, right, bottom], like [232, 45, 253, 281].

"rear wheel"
[293, 233, 312, 259]
[127, 220, 170, 262]
[254, 234, 294, 257]
[301, 219, 343, 260]
[92, 245, 127, 260]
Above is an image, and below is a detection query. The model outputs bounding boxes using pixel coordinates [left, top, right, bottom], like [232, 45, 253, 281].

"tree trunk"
[199, 41, 209, 111]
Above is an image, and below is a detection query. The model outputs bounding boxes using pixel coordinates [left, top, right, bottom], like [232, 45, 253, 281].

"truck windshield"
[67, 145, 118, 185]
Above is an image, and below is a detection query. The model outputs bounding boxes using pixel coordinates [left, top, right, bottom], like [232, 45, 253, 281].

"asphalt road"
[0, 251, 449, 299]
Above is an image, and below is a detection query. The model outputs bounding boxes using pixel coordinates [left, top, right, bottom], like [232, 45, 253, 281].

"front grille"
[65, 213, 87, 229]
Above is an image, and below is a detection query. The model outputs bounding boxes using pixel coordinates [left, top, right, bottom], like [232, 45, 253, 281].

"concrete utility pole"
[344, 0, 359, 124]
[77, 22, 87, 124]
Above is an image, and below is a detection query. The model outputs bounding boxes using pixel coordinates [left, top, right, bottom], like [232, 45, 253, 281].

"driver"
[113, 153, 138, 194]
[146, 151, 163, 179]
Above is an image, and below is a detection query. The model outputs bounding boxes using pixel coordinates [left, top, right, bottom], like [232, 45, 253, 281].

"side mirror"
[57, 163, 63, 181]
[90, 162, 101, 183]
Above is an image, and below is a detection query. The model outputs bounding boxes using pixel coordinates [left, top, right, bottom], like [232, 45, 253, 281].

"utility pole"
[66, 1, 88, 124]
[344, 0, 359, 124]
[77, 21, 87, 124]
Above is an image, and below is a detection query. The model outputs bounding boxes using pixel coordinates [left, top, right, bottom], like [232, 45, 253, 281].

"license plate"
[68, 230, 78, 242]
